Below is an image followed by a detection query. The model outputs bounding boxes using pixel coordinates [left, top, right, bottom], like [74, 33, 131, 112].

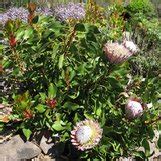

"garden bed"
[0, 0, 161, 160]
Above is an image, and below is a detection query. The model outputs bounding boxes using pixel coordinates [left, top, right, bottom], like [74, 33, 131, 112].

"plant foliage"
[1, 1, 161, 160]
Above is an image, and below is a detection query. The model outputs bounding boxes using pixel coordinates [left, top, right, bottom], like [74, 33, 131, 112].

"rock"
[0, 135, 23, 158]
[16, 141, 41, 159]
[0, 135, 41, 160]
[40, 135, 64, 157]
[0, 156, 17, 161]
[32, 154, 56, 161]
[40, 135, 55, 154]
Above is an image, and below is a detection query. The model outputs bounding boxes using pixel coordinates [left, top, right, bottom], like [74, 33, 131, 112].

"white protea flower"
[123, 40, 138, 53]
[103, 42, 134, 64]
[71, 119, 102, 151]
[125, 98, 144, 119]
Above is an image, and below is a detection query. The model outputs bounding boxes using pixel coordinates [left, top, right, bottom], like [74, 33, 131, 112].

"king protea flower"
[71, 119, 102, 151]
[103, 41, 138, 64]
[125, 98, 144, 119]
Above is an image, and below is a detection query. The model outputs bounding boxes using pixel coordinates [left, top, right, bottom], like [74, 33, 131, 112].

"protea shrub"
[125, 97, 144, 119]
[103, 41, 138, 64]
[71, 119, 102, 151]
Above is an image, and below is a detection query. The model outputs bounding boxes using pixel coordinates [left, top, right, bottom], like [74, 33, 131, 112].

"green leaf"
[3, 60, 12, 69]
[157, 134, 161, 150]
[52, 121, 65, 131]
[96, 107, 102, 117]
[0, 123, 4, 131]
[4, 20, 14, 33]
[58, 54, 64, 69]
[20, 101, 29, 110]
[45, 109, 51, 119]
[157, 122, 161, 150]
[0, 44, 3, 50]
[68, 91, 79, 99]
[133, 151, 146, 159]
[39, 92, 47, 103]
[13, 67, 20, 75]
[0, 31, 3, 37]
[88, 25, 100, 34]
[23, 28, 33, 40]
[48, 83, 57, 98]
[103, 127, 115, 135]
[36, 104, 46, 113]
[142, 139, 150, 157]
[63, 102, 80, 111]
[86, 32, 97, 42]
[32, 15, 39, 24]
[22, 128, 32, 140]
[84, 112, 94, 120]
[52, 44, 59, 60]
[16, 28, 25, 40]
[75, 23, 86, 32]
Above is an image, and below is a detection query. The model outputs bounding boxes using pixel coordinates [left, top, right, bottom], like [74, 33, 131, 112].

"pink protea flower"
[103, 41, 137, 64]
[125, 98, 144, 119]
[71, 119, 102, 151]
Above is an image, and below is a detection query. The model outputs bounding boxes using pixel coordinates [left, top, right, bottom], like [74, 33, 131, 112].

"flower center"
[128, 101, 142, 109]
[76, 125, 92, 144]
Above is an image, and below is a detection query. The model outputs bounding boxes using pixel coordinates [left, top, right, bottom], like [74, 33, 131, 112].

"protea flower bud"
[103, 41, 137, 64]
[125, 98, 144, 119]
[23, 109, 33, 119]
[71, 119, 102, 151]
[46, 99, 57, 108]
[9, 34, 16, 48]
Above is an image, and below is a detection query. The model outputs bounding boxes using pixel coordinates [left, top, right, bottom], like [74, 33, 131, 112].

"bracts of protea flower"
[103, 40, 138, 64]
[71, 119, 102, 151]
[125, 97, 146, 119]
